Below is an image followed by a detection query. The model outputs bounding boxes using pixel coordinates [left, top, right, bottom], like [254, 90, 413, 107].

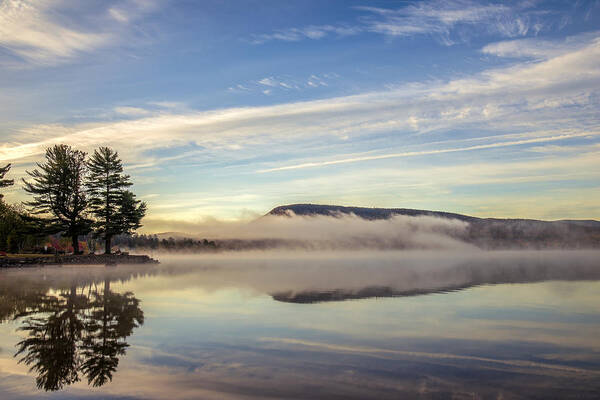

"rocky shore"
[0, 254, 159, 268]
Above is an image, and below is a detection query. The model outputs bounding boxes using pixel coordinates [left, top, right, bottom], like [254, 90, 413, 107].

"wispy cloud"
[114, 106, 152, 117]
[107, 0, 161, 24]
[3, 33, 600, 220]
[250, 24, 361, 44]
[252, 0, 552, 45]
[2, 33, 598, 166]
[482, 32, 600, 59]
[229, 74, 335, 94]
[0, 0, 161, 67]
[357, 1, 515, 43]
[257, 131, 600, 173]
[0, 0, 109, 66]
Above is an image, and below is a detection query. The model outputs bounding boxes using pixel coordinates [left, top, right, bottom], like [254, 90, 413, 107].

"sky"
[0, 0, 599, 227]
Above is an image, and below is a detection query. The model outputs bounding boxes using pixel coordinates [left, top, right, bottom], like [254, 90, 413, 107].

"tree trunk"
[105, 235, 112, 254]
[72, 235, 79, 255]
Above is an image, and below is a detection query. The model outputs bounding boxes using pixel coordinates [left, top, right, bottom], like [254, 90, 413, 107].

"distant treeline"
[0, 145, 145, 255]
[111, 234, 218, 252]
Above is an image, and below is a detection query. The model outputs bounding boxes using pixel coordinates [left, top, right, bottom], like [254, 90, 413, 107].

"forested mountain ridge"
[267, 204, 600, 249]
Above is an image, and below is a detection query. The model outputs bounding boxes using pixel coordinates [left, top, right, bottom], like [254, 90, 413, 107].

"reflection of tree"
[15, 286, 85, 391]
[12, 278, 144, 391]
[81, 279, 144, 387]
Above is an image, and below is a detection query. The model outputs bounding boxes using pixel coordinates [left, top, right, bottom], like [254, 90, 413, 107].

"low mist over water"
[145, 213, 473, 250]
[143, 210, 600, 251]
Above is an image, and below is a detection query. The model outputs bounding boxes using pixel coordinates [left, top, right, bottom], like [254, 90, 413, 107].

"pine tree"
[86, 147, 145, 253]
[0, 163, 14, 198]
[117, 191, 146, 235]
[22, 145, 91, 254]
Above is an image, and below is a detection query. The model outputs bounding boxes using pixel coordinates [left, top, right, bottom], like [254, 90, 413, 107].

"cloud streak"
[2, 33, 598, 166]
[258, 131, 600, 172]
[0, 0, 161, 67]
[250, 24, 360, 44]
[253, 0, 550, 45]
[0, 0, 109, 66]
[2, 32, 600, 220]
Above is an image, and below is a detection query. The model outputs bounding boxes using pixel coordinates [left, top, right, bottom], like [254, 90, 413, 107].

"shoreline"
[0, 253, 159, 268]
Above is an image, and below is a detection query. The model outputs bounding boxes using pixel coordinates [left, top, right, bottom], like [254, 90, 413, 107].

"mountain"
[269, 204, 478, 221]
[267, 204, 600, 249]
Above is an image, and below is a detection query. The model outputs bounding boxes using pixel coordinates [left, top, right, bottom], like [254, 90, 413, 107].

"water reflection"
[0, 252, 599, 399]
[270, 253, 600, 303]
[1, 267, 149, 391]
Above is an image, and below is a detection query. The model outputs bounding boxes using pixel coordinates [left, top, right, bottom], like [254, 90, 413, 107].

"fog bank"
[143, 213, 474, 250]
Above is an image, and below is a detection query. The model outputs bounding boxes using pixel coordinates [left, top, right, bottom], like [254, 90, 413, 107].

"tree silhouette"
[86, 147, 131, 254]
[116, 190, 146, 236]
[22, 145, 92, 253]
[86, 147, 146, 254]
[0, 163, 14, 198]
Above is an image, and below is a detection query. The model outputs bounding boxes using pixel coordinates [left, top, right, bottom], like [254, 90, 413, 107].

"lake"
[1, 250, 599, 399]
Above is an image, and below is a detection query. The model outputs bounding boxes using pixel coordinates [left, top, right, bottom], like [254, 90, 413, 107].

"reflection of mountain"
[0, 267, 149, 391]
[271, 257, 600, 303]
[272, 285, 470, 304]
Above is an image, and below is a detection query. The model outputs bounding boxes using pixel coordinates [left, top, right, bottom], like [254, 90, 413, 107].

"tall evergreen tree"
[22, 145, 91, 254]
[86, 147, 146, 253]
[0, 163, 14, 198]
[117, 190, 147, 235]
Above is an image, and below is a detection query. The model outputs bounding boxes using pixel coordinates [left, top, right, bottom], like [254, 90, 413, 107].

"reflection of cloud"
[259, 337, 595, 375]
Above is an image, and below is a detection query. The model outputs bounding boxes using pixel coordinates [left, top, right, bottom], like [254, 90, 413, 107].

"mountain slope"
[269, 204, 477, 222]
[267, 204, 600, 249]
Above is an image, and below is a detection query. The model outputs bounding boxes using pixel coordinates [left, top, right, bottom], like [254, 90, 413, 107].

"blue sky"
[0, 0, 599, 227]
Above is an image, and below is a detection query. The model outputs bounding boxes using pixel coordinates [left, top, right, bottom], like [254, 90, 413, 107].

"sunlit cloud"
[2, 33, 598, 165]
[0, 0, 109, 66]
[2, 27, 599, 220]
[0, 0, 162, 67]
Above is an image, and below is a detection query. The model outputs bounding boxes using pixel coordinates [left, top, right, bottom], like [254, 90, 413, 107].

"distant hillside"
[267, 204, 600, 249]
[269, 204, 478, 221]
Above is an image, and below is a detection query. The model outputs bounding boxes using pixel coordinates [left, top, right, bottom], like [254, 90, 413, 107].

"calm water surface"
[1, 250, 599, 399]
